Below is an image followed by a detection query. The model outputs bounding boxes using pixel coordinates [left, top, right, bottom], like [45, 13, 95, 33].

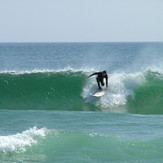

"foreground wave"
[0, 70, 163, 114]
[1, 127, 163, 162]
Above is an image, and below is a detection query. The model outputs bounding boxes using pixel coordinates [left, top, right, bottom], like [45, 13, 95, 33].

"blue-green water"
[0, 42, 163, 162]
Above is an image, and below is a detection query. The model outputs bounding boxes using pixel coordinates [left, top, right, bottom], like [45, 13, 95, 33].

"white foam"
[82, 72, 146, 110]
[0, 127, 47, 153]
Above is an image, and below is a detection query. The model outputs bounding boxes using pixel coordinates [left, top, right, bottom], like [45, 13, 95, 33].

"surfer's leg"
[100, 78, 104, 87]
[96, 78, 102, 90]
[101, 81, 104, 86]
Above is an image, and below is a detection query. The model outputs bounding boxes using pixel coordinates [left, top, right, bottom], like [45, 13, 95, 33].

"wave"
[127, 71, 163, 114]
[1, 127, 163, 162]
[0, 127, 47, 153]
[0, 70, 91, 111]
[0, 70, 163, 114]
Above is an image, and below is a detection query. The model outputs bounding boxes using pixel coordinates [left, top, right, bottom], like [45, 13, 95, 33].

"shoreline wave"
[0, 127, 47, 153]
[1, 127, 163, 163]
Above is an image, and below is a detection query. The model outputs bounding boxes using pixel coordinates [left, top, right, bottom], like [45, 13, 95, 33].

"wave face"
[0, 71, 91, 111]
[127, 71, 163, 114]
[0, 70, 163, 114]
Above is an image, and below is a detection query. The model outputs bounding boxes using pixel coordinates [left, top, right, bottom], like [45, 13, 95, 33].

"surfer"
[88, 70, 108, 90]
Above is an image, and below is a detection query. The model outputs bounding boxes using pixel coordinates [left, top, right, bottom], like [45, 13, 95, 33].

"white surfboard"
[92, 90, 106, 97]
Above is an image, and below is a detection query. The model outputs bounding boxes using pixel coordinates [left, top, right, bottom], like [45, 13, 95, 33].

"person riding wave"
[88, 70, 108, 90]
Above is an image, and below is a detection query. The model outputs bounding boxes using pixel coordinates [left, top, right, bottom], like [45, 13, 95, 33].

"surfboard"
[92, 90, 106, 97]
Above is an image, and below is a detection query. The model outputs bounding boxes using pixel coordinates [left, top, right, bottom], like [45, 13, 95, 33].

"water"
[0, 42, 163, 162]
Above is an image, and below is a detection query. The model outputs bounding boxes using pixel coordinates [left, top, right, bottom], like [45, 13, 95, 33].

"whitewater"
[0, 42, 163, 162]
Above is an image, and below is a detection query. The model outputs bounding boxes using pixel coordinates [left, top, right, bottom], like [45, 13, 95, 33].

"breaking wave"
[0, 69, 163, 114]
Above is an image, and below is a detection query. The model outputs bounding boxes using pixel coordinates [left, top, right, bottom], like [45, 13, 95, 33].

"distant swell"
[0, 70, 163, 114]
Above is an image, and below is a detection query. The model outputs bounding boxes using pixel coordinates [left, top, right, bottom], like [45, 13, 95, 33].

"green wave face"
[127, 71, 163, 114]
[0, 72, 93, 111]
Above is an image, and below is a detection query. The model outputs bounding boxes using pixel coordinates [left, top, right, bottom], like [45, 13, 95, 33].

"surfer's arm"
[88, 72, 98, 78]
[105, 75, 108, 87]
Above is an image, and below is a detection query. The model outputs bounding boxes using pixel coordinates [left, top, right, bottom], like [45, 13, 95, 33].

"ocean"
[0, 42, 163, 163]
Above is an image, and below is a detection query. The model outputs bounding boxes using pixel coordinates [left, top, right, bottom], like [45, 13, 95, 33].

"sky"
[0, 0, 163, 42]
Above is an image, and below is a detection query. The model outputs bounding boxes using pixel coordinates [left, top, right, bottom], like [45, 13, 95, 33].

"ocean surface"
[0, 42, 163, 163]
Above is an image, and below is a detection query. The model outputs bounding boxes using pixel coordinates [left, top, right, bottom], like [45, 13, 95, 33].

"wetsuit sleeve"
[88, 72, 99, 77]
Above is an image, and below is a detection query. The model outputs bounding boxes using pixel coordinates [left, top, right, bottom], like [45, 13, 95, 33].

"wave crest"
[0, 127, 47, 153]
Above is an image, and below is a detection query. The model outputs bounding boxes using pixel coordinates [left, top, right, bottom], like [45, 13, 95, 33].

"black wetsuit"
[89, 72, 108, 90]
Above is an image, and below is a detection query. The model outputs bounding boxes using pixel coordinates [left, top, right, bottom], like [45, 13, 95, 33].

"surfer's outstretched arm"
[88, 72, 98, 78]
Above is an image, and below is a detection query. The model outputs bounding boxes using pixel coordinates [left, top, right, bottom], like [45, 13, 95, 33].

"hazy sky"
[0, 0, 163, 42]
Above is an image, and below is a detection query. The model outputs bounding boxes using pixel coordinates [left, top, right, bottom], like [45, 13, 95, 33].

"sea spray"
[82, 72, 146, 112]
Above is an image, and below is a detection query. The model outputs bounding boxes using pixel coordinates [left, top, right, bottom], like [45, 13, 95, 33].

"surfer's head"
[102, 70, 107, 75]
